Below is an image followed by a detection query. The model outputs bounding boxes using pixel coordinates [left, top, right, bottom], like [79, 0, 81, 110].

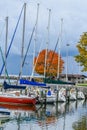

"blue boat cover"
[3, 81, 26, 90]
[20, 79, 47, 87]
[47, 90, 51, 96]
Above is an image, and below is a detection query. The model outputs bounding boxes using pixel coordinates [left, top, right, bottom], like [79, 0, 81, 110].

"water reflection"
[0, 100, 86, 130]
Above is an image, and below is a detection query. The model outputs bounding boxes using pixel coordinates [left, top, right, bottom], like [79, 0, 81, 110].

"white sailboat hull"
[77, 91, 85, 100]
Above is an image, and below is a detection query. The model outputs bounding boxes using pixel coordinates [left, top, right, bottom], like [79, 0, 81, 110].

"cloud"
[0, 0, 87, 75]
[0, 0, 87, 53]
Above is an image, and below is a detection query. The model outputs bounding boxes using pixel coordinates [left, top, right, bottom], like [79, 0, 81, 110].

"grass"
[77, 83, 87, 87]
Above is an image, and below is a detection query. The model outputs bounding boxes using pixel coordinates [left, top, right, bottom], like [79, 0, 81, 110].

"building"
[59, 74, 87, 84]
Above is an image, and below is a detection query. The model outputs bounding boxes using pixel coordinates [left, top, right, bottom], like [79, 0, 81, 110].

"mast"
[57, 18, 63, 79]
[20, 3, 26, 79]
[44, 9, 51, 78]
[56, 19, 63, 96]
[66, 43, 69, 82]
[4, 16, 8, 81]
[31, 3, 39, 78]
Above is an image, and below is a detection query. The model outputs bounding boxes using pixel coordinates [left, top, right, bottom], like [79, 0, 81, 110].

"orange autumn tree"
[34, 49, 64, 77]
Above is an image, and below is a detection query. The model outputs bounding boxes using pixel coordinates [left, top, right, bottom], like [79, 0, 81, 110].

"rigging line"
[46, 19, 63, 77]
[31, 35, 44, 78]
[18, 24, 36, 78]
[32, 3, 40, 77]
[47, 34, 60, 76]
[0, 47, 10, 84]
[0, 22, 5, 38]
[22, 25, 36, 68]
[0, 4, 24, 75]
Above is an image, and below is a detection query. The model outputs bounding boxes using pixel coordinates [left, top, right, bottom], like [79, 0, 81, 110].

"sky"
[0, 0, 87, 76]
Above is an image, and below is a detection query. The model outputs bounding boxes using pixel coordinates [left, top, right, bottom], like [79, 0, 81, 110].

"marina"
[0, 77, 87, 106]
[0, 0, 87, 130]
[0, 79, 86, 105]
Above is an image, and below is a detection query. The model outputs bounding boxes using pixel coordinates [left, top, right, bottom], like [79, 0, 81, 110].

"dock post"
[76, 87, 78, 100]
[85, 94, 87, 101]
[56, 90, 59, 102]
[56, 85, 59, 102]
[44, 90, 47, 108]
[56, 101, 58, 116]
[66, 88, 70, 103]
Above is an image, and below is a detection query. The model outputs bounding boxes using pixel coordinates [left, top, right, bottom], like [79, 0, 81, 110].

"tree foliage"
[75, 32, 87, 71]
[34, 49, 64, 77]
[73, 116, 87, 130]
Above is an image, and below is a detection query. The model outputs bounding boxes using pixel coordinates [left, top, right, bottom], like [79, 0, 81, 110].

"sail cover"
[44, 78, 75, 85]
[3, 81, 26, 90]
[20, 79, 47, 87]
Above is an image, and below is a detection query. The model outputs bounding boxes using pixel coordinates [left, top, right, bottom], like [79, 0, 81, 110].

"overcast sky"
[0, 0, 87, 75]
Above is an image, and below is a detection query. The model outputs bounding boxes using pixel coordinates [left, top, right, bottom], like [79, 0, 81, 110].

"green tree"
[73, 116, 87, 130]
[75, 32, 87, 71]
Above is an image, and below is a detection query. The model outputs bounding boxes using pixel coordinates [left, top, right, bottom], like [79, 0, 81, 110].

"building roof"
[60, 74, 87, 78]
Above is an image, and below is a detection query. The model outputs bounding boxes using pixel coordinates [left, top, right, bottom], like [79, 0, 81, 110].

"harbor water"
[0, 100, 87, 130]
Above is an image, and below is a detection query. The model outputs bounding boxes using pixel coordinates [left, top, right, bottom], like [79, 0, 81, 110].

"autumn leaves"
[34, 49, 64, 77]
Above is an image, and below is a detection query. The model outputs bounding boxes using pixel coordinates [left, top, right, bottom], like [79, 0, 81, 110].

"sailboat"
[18, 7, 53, 104]
[69, 88, 76, 101]
[69, 88, 85, 100]
[46, 87, 66, 103]
[77, 91, 85, 100]
[0, 4, 37, 106]
[0, 81, 36, 105]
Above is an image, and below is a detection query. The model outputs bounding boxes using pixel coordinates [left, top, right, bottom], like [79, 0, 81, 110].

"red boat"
[0, 81, 36, 105]
[0, 93, 36, 105]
